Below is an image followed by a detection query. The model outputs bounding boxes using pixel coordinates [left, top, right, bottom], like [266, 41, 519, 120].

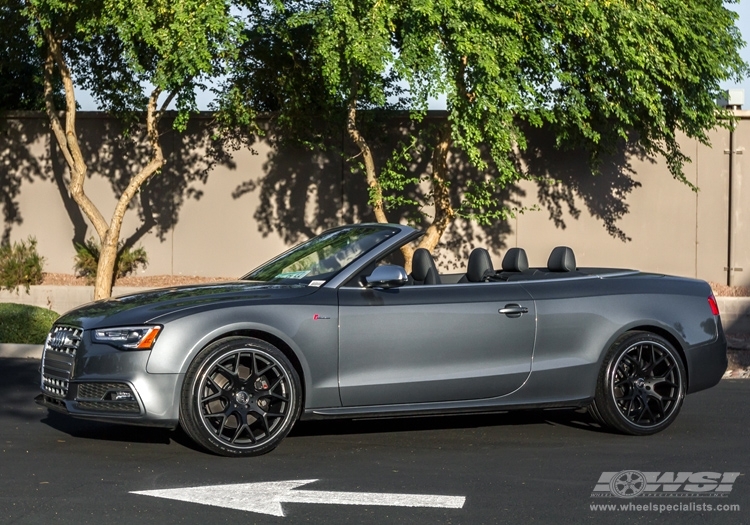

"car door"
[337, 282, 536, 407]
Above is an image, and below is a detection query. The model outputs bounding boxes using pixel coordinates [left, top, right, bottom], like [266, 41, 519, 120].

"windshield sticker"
[276, 271, 311, 279]
[308, 280, 326, 287]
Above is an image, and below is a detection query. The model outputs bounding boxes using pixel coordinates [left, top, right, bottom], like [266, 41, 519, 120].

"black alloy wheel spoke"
[198, 348, 293, 449]
[217, 414, 229, 436]
[611, 340, 682, 428]
[614, 377, 631, 388]
[652, 397, 666, 417]
[259, 414, 271, 436]
[620, 353, 639, 371]
[257, 363, 276, 377]
[216, 364, 236, 379]
[269, 392, 289, 402]
[206, 375, 224, 392]
[646, 388, 664, 402]
[633, 401, 647, 423]
[231, 423, 247, 444]
[649, 353, 668, 372]
[642, 402, 657, 423]
[201, 391, 223, 403]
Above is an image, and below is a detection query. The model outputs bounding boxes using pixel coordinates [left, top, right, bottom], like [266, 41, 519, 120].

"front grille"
[41, 325, 83, 399]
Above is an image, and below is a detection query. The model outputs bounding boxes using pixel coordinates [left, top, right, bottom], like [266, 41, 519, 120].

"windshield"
[242, 225, 399, 285]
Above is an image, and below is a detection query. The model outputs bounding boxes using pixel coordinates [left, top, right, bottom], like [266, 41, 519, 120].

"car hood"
[55, 281, 318, 330]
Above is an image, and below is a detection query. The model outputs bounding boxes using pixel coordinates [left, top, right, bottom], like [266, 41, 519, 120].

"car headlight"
[92, 326, 162, 350]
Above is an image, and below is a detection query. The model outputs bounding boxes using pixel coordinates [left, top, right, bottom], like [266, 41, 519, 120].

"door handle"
[499, 304, 528, 318]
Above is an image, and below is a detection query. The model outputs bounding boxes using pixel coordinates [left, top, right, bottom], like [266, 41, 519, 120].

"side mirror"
[364, 265, 409, 289]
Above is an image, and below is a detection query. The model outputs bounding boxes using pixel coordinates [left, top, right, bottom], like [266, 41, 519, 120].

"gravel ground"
[41, 273, 233, 287]
[708, 281, 750, 297]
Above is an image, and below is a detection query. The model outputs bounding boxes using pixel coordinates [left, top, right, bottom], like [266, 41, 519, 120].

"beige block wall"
[2, 112, 749, 285]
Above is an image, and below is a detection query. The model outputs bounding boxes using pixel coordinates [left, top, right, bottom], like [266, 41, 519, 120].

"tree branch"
[346, 80, 388, 224]
[42, 26, 109, 239]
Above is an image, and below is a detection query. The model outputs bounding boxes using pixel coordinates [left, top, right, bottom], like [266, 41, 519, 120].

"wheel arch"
[201, 329, 308, 409]
[626, 325, 689, 390]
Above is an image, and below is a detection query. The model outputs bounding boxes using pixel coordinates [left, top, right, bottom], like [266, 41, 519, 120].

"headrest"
[411, 248, 437, 281]
[501, 247, 529, 272]
[547, 246, 576, 272]
[467, 248, 494, 282]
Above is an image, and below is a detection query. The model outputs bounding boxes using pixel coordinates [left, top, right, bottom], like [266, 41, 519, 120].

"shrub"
[74, 238, 148, 285]
[0, 236, 45, 293]
[0, 303, 59, 344]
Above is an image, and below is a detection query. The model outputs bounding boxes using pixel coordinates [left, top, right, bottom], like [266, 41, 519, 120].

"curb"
[0, 344, 43, 359]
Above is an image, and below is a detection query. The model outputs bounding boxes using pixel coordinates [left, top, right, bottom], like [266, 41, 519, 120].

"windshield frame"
[241, 224, 402, 286]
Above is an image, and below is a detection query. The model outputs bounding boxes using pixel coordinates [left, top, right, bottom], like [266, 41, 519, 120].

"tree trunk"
[95, 235, 120, 299]
[346, 94, 388, 224]
[418, 121, 454, 253]
[41, 26, 171, 300]
[345, 80, 455, 274]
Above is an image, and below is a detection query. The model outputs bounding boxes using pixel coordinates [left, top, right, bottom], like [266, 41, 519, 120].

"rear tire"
[592, 331, 686, 435]
[180, 336, 302, 456]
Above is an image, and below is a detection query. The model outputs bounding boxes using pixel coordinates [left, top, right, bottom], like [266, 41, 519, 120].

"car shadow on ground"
[288, 408, 610, 438]
[41, 410, 174, 445]
[36, 406, 611, 453]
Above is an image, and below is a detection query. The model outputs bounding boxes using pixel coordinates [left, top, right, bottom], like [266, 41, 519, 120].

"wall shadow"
[0, 116, 51, 244]
[230, 115, 523, 265]
[517, 124, 647, 242]
[43, 114, 237, 254]
[229, 114, 646, 267]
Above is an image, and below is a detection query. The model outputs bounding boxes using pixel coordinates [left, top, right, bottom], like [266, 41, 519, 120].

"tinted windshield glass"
[242, 225, 398, 284]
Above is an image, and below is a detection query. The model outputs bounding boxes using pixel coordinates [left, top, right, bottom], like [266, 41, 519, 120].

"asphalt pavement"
[1, 358, 748, 525]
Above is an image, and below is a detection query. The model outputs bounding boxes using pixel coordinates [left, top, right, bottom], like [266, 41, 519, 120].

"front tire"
[180, 337, 302, 456]
[591, 332, 686, 435]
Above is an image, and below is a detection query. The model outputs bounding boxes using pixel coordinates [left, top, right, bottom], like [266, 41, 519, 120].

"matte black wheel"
[180, 337, 301, 456]
[591, 332, 686, 435]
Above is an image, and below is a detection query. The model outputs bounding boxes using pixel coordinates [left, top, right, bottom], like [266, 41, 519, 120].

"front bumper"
[38, 329, 182, 428]
[35, 373, 182, 429]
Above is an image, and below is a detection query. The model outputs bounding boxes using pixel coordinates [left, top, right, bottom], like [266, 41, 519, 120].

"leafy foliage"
[74, 238, 148, 285]
[21, 0, 243, 298]
[222, 0, 747, 250]
[0, 236, 45, 293]
[0, 303, 59, 344]
[0, 0, 61, 111]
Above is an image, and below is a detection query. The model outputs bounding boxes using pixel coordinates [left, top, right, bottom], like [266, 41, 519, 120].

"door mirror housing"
[364, 265, 409, 289]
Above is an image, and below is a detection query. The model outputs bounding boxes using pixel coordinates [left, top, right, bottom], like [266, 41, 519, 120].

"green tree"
[224, 0, 746, 270]
[22, 0, 241, 298]
[0, 0, 53, 110]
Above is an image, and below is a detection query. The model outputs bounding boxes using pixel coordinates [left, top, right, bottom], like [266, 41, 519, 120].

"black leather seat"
[547, 246, 576, 272]
[497, 247, 541, 281]
[411, 248, 441, 285]
[459, 247, 495, 283]
[501, 247, 529, 273]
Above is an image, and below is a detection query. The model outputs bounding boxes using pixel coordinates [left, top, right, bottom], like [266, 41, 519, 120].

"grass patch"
[0, 303, 59, 344]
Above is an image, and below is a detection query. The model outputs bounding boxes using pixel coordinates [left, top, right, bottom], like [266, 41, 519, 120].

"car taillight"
[708, 294, 720, 316]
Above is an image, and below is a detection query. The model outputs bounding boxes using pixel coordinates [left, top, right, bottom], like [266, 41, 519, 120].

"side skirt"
[300, 397, 593, 421]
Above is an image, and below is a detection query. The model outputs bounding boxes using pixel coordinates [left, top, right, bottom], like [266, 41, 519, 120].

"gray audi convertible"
[37, 224, 727, 456]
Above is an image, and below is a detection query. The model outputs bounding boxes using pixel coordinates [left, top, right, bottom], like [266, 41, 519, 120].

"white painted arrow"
[131, 479, 465, 517]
